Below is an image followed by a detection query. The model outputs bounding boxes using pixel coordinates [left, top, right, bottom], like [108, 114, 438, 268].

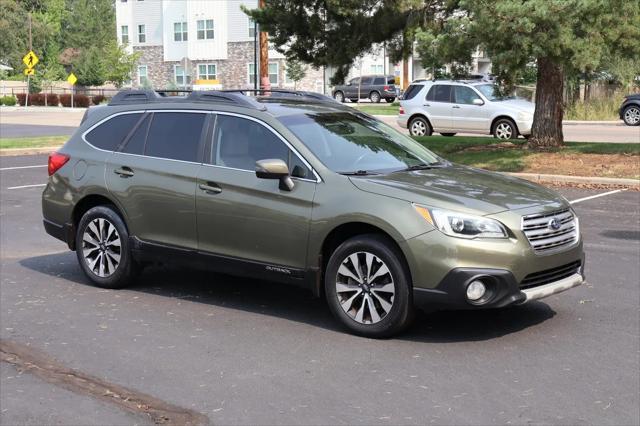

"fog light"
[466, 280, 486, 301]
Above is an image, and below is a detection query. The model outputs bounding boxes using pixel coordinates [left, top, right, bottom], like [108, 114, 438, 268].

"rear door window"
[373, 77, 385, 85]
[85, 113, 143, 151]
[427, 85, 452, 102]
[145, 112, 206, 162]
[360, 77, 373, 85]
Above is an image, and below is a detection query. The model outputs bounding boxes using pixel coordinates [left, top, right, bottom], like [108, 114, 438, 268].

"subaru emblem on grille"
[548, 218, 561, 230]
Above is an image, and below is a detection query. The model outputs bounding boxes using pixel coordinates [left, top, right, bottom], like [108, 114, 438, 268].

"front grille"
[520, 261, 582, 289]
[522, 209, 578, 253]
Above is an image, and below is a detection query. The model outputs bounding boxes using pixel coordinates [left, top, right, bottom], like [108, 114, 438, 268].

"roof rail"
[108, 89, 266, 110]
[221, 89, 340, 104]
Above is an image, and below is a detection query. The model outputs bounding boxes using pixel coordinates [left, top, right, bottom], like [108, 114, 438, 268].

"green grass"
[349, 103, 399, 115]
[564, 142, 640, 155]
[0, 136, 68, 150]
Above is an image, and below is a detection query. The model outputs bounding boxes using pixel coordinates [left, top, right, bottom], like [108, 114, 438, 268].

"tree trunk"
[529, 57, 564, 149]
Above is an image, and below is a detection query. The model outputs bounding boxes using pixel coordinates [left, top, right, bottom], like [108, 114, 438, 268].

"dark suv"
[332, 75, 397, 103]
[42, 89, 584, 338]
[619, 94, 640, 126]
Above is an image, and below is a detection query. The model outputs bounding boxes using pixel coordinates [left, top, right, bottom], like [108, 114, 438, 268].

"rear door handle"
[452, 105, 461, 109]
[423, 103, 431, 107]
[114, 167, 134, 177]
[199, 182, 222, 194]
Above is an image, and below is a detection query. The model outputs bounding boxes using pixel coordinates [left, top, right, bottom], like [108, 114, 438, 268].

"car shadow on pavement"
[20, 252, 556, 343]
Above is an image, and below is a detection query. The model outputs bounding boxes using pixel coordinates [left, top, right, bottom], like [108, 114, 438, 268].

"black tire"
[75, 205, 138, 289]
[349, 98, 358, 103]
[492, 118, 518, 140]
[384, 97, 396, 103]
[369, 91, 381, 103]
[324, 234, 414, 338]
[440, 133, 456, 137]
[622, 105, 640, 126]
[408, 116, 432, 137]
[333, 91, 345, 103]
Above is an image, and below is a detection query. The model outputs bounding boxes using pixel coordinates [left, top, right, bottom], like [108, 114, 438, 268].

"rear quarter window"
[85, 113, 143, 151]
[402, 84, 423, 100]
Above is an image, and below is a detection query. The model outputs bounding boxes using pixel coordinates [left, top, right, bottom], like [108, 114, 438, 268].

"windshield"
[475, 84, 512, 101]
[278, 112, 441, 174]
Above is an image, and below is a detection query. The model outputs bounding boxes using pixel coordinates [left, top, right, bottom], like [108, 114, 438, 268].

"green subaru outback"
[42, 89, 584, 337]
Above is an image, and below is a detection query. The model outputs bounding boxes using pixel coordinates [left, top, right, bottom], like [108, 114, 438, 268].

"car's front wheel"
[325, 235, 413, 338]
[333, 91, 345, 103]
[408, 116, 432, 137]
[384, 97, 396, 103]
[623, 105, 640, 126]
[76, 205, 138, 289]
[493, 118, 518, 139]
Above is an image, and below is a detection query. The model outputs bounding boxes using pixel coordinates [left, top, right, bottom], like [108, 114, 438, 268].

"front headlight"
[413, 205, 508, 239]
[517, 111, 533, 121]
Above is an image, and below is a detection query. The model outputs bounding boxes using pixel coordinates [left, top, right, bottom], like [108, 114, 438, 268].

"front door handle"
[114, 167, 134, 177]
[199, 182, 222, 194]
[452, 105, 461, 109]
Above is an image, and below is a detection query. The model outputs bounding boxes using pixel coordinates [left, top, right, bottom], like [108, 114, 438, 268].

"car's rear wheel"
[76, 205, 138, 289]
[440, 133, 456, 137]
[369, 91, 381, 103]
[493, 118, 518, 139]
[333, 91, 345, 103]
[385, 97, 396, 103]
[408, 116, 432, 137]
[349, 98, 358, 103]
[325, 235, 413, 338]
[623, 105, 640, 126]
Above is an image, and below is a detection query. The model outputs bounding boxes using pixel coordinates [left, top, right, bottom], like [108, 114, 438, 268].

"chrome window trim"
[81, 109, 322, 182]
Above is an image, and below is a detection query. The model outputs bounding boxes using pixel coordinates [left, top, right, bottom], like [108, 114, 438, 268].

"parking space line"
[0, 165, 47, 171]
[6, 183, 46, 190]
[570, 189, 627, 204]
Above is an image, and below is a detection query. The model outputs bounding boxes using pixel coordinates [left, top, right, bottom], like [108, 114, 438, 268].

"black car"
[619, 94, 640, 126]
[332, 75, 397, 103]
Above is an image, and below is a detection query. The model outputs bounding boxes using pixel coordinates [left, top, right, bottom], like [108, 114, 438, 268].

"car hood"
[349, 164, 566, 215]
[495, 98, 535, 114]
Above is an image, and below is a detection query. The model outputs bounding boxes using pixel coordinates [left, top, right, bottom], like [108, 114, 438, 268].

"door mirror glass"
[255, 159, 294, 191]
[472, 98, 484, 106]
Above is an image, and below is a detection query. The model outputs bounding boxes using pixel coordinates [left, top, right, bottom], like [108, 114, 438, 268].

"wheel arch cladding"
[73, 194, 128, 237]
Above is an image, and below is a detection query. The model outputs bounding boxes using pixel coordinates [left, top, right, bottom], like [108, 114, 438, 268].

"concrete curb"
[0, 106, 88, 112]
[562, 120, 621, 125]
[0, 146, 60, 156]
[505, 172, 639, 189]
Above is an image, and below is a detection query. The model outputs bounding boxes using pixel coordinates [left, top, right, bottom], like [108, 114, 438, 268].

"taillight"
[384, 85, 390, 91]
[399, 106, 405, 114]
[48, 152, 70, 176]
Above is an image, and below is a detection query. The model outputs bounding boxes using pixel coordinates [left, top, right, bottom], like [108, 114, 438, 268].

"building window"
[370, 64, 383, 74]
[138, 24, 146, 43]
[269, 62, 278, 85]
[198, 64, 216, 80]
[197, 19, 214, 40]
[138, 65, 148, 86]
[248, 19, 256, 38]
[247, 63, 278, 86]
[174, 65, 191, 86]
[173, 22, 188, 42]
[121, 25, 129, 44]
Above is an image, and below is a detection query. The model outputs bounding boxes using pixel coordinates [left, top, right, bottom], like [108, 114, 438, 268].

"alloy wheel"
[495, 122, 513, 139]
[624, 107, 640, 125]
[410, 120, 427, 136]
[82, 218, 121, 277]
[335, 251, 395, 325]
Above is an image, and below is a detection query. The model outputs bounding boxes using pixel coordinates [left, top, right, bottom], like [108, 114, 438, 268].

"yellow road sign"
[24, 68, 35, 76]
[22, 50, 39, 69]
[67, 73, 77, 86]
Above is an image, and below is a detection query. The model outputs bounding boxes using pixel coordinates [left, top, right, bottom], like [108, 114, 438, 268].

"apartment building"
[116, 0, 324, 91]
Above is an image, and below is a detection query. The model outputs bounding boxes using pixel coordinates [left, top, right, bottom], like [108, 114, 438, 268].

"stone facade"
[132, 42, 326, 93]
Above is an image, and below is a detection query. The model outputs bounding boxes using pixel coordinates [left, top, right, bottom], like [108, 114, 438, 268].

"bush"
[16, 93, 26, 106]
[59, 94, 90, 108]
[46, 93, 59, 106]
[92, 95, 105, 105]
[0, 96, 17, 106]
[28, 93, 45, 106]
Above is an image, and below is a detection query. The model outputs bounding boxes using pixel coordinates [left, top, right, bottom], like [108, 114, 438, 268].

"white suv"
[397, 81, 534, 139]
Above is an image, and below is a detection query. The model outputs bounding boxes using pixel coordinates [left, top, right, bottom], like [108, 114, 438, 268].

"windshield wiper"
[338, 170, 379, 176]
[399, 161, 446, 172]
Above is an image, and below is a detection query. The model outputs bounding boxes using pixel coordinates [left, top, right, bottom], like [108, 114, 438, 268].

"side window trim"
[81, 110, 147, 153]
[205, 111, 321, 183]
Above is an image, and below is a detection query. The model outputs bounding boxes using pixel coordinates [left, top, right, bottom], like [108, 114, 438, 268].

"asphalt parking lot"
[1, 154, 639, 425]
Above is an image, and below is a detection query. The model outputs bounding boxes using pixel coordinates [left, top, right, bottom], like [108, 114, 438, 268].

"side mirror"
[473, 98, 484, 106]
[255, 159, 294, 191]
